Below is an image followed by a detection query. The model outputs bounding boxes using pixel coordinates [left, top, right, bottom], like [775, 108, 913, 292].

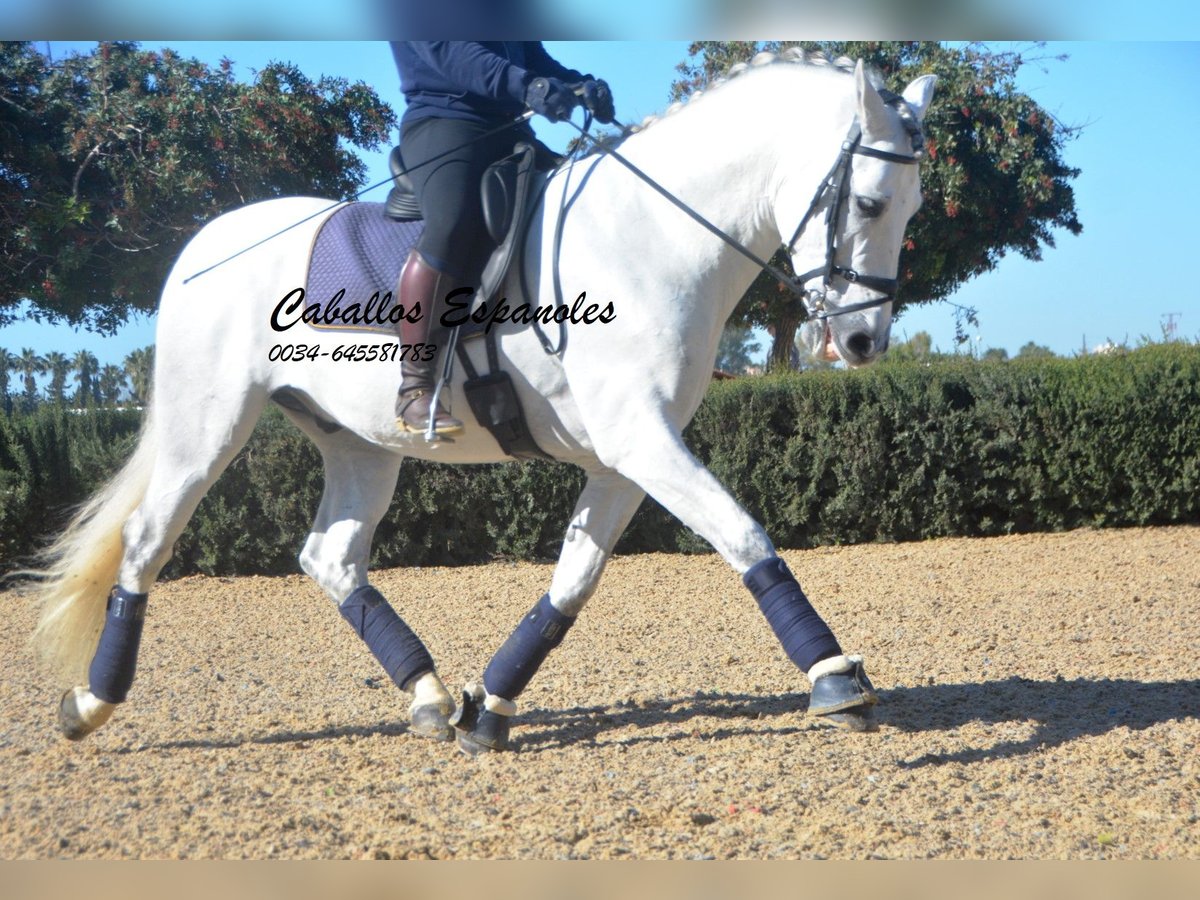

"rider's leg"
[393, 248, 465, 435]
[394, 116, 515, 435]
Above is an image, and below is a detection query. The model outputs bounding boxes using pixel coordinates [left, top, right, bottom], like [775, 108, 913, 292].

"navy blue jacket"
[392, 41, 588, 124]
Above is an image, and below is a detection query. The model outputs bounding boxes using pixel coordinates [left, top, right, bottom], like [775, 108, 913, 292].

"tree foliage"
[671, 41, 1082, 369]
[0, 342, 157, 411]
[1017, 340, 1056, 359]
[123, 345, 153, 404]
[714, 323, 762, 374]
[0, 41, 397, 333]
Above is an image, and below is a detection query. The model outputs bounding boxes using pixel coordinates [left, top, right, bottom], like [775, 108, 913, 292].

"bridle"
[564, 87, 925, 324]
[786, 108, 924, 322]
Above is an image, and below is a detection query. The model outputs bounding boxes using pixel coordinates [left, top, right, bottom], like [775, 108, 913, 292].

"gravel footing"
[3, 526, 1198, 859]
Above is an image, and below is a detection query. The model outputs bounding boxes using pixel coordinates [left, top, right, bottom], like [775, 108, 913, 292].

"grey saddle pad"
[301, 202, 424, 335]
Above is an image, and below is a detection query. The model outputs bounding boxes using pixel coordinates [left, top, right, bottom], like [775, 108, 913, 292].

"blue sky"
[3, 40, 1199, 369]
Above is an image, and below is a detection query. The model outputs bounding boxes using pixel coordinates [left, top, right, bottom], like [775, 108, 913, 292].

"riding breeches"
[399, 116, 526, 283]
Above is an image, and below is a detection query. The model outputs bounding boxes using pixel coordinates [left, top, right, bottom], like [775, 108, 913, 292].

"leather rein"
[565, 89, 925, 323]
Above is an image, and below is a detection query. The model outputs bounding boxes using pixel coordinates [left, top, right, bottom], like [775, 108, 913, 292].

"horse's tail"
[27, 407, 158, 685]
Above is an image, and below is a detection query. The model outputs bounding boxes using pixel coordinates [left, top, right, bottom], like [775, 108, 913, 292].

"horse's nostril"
[845, 332, 875, 358]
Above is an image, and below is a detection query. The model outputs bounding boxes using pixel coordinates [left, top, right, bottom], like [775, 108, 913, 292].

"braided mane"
[614, 48, 925, 158]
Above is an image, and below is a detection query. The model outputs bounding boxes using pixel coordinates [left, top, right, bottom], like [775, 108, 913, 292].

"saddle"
[385, 142, 555, 461]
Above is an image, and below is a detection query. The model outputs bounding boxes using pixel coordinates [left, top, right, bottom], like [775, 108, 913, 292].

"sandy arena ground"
[2, 525, 1198, 859]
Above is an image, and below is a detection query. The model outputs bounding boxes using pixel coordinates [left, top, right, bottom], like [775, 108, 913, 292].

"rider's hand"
[525, 76, 579, 123]
[577, 79, 615, 124]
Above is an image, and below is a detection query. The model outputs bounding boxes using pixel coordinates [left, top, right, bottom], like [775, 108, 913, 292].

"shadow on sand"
[126, 676, 1199, 764]
[513, 676, 1200, 763]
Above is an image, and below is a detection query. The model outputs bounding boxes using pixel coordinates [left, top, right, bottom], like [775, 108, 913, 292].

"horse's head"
[788, 61, 936, 367]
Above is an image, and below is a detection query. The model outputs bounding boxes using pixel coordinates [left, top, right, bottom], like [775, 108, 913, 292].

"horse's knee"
[299, 541, 356, 602]
[297, 537, 329, 593]
[548, 567, 600, 618]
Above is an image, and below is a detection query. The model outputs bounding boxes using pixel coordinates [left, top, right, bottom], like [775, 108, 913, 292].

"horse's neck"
[610, 66, 853, 319]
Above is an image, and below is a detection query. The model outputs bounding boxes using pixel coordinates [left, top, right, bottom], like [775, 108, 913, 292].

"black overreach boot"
[395, 249, 464, 436]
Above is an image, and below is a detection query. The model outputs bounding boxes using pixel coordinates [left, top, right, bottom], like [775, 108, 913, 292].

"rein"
[564, 98, 922, 323]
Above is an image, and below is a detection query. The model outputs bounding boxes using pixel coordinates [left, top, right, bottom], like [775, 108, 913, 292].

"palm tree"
[17, 347, 45, 411]
[0, 347, 16, 415]
[43, 351, 72, 405]
[98, 364, 127, 406]
[123, 346, 154, 405]
[72, 349, 99, 407]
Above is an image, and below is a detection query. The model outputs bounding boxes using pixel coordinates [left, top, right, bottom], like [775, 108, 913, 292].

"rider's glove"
[577, 79, 615, 124]
[524, 76, 579, 123]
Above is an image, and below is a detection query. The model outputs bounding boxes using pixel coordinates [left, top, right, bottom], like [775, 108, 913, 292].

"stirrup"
[396, 388, 464, 437]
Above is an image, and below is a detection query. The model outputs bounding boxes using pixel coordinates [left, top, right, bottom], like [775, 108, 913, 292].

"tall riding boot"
[395, 249, 464, 436]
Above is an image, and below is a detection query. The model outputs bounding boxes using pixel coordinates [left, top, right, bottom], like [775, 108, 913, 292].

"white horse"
[30, 51, 935, 754]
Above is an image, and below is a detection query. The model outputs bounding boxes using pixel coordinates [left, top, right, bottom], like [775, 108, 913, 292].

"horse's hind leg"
[54, 385, 270, 740]
[297, 430, 454, 741]
[455, 468, 645, 754]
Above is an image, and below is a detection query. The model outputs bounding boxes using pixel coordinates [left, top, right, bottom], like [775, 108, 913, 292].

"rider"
[389, 41, 616, 435]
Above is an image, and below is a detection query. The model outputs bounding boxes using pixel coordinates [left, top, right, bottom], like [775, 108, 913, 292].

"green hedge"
[687, 343, 1200, 548]
[3, 343, 1198, 577]
[0, 406, 143, 565]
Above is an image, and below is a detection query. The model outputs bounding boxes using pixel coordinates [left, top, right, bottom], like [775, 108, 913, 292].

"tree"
[981, 347, 1009, 362]
[97, 364, 127, 405]
[0, 347, 14, 414]
[43, 350, 72, 404]
[1, 41, 397, 334]
[1016, 341, 1055, 359]
[714, 324, 762, 375]
[881, 330, 940, 366]
[671, 42, 1082, 369]
[123, 345, 154, 404]
[72, 349, 99, 406]
[16, 347, 45, 410]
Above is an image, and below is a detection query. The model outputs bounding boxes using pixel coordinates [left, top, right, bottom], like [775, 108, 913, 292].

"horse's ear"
[855, 60, 891, 138]
[901, 74, 937, 123]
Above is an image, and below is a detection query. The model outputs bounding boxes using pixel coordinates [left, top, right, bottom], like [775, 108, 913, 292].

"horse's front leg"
[602, 418, 878, 731]
[453, 468, 645, 754]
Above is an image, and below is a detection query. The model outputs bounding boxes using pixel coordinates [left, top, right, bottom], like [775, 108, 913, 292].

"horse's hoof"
[448, 685, 483, 731]
[58, 690, 91, 741]
[409, 702, 454, 742]
[811, 704, 879, 733]
[449, 686, 511, 754]
[454, 710, 512, 756]
[808, 655, 879, 733]
[58, 687, 113, 741]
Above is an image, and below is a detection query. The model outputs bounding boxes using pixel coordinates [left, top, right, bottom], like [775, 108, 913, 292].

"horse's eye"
[856, 196, 885, 218]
